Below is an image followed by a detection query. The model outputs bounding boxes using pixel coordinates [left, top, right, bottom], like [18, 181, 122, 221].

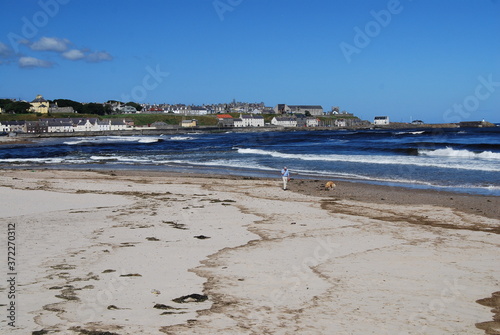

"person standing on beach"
[281, 167, 290, 190]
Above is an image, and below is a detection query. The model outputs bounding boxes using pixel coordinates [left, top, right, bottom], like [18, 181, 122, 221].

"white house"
[306, 118, 320, 127]
[186, 106, 208, 115]
[233, 118, 244, 127]
[47, 119, 74, 133]
[271, 117, 297, 127]
[110, 119, 127, 130]
[96, 120, 111, 131]
[73, 118, 99, 131]
[118, 105, 137, 113]
[0, 121, 26, 133]
[334, 119, 347, 127]
[374, 116, 390, 125]
[240, 114, 265, 127]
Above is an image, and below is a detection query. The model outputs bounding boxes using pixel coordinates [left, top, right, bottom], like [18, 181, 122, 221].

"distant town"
[0, 95, 493, 135]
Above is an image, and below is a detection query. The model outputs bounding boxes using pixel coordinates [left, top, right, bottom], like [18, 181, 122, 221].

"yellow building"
[30, 94, 49, 114]
[181, 119, 197, 128]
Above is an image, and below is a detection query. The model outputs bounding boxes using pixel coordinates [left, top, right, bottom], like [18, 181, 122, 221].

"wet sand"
[0, 169, 498, 334]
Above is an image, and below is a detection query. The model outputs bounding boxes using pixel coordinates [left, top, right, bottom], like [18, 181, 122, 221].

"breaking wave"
[418, 147, 500, 160]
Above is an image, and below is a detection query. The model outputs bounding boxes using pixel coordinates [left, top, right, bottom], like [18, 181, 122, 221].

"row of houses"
[216, 114, 265, 127]
[271, 116, 320, 127]
[15, 94, 335, 117]
[139, 104, 326, 116]
[216, 114, 323, 128]
[0, 118, 132, 133]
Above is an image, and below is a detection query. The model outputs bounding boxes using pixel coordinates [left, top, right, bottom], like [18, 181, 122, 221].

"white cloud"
[62, 49, 85, 60]
[19, 56, 53, 68]
[62, 48, 113, 63]
[30, 37, 70, 52]
[86, 51, 113, 63]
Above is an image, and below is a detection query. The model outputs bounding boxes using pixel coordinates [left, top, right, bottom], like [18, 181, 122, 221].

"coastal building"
[373, 116, 390, 125]
[274, 104, 291, 114]
[306, 117, 320, 127]
[334, 119, 347, 127]
[271, 116, 297, 127]
[233, 118, 244, 127]
[181, 119, 197, 128]
[96, 120, 111, 131]
[72, 118, 99, 132]
[289, 105, 324, 116]
[109, 119, 128, 130]
[47, 119, 74, 133]
[30, 95, 49, 114]
[26, 120, 48, 133]
[0, 120, 26, 133]
[217, 114, 234, 127]
[240, 114, 265, 127]
[1, 117, 132, 134]
[117, 105, 138, 114]
[142, 106, 164, 114]
[273, 104, 324, 116]
[49, 103, 75, 114]
[187, 106, 209, 115]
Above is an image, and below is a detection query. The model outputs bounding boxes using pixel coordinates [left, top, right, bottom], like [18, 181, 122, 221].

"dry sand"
[0, 169, 498, 335]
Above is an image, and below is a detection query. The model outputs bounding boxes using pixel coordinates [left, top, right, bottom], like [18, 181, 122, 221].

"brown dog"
[325, 181, 336, 190]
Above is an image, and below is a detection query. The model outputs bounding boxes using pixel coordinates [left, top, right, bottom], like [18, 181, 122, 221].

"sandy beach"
[0, 169, 499, 334]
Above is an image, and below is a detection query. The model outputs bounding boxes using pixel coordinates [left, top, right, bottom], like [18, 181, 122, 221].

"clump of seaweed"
[172, 293, 208, 303]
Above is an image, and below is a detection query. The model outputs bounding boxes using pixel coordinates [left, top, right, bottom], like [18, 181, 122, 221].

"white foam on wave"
[90, 155, 117, 161]
[294, 168, 436, 185]
[138, 137, 161, 143]
[169, 136, 195, 141]
[395, 130, 425, 135]
[64, 136, 160, 145]
[90, 155, 152, 163]
[156, 158, 275, 171]
[0, 157, 66, 164]
[419, 147, 500, 160]
[236, 148, 500, 172]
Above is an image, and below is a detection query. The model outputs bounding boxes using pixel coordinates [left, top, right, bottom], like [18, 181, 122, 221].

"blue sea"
[1, 126, 500, 196]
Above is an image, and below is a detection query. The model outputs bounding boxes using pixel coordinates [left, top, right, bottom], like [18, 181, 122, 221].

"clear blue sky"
[1, 0, 499, 123]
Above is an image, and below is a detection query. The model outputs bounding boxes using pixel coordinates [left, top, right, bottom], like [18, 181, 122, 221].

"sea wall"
[9, 121, 493, 139]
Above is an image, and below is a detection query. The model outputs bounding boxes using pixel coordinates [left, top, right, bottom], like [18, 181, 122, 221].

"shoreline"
[42, 168, 500, 220]
[0, 169, 499, 334]
[2, 166, 499, 219]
